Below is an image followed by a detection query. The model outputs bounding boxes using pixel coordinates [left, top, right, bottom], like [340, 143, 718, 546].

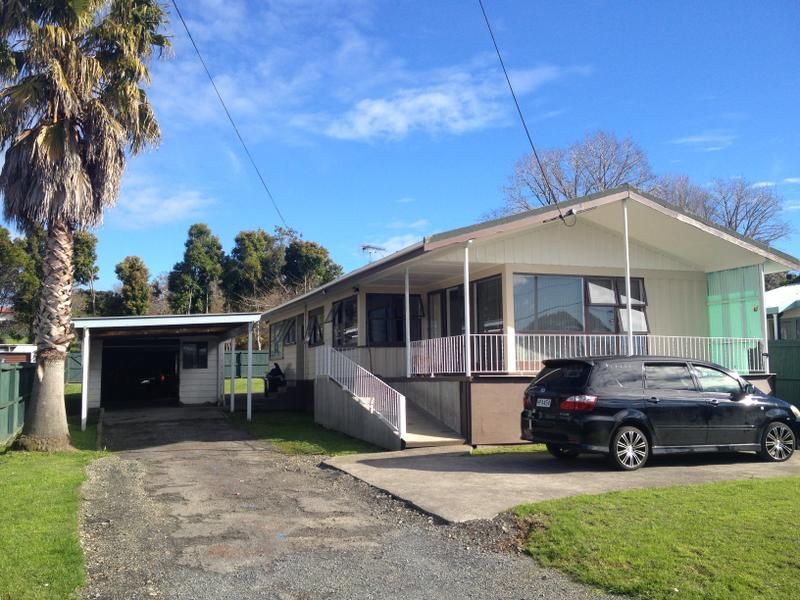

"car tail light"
[559, 395, 598, 411]
[523, 394, 531, 410]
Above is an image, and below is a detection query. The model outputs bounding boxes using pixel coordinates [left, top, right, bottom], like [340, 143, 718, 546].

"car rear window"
[644, 363, 696, 391]
[590, 361, 643, 389]
[533, 363, 592, 391]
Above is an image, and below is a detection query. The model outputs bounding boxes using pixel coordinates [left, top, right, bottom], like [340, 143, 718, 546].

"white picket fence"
[314, 346, 406, 436]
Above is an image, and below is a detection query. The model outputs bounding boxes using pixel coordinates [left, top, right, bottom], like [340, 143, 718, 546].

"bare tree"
[501, 130, 655, 214]
[704, 179, 791, 244]
[652, 174, 713, 218]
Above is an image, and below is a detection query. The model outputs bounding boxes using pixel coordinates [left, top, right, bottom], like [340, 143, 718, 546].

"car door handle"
[708, 398, 720, 406]
[647, 396, 660, 403]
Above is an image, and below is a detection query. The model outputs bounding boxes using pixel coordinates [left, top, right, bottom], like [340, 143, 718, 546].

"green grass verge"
[231, 411, 381, 455]
[515, 477, 800, 599]
[0, 420, 102, 599]
[224, 377, 266, 394]
[471, 443, 546, 456]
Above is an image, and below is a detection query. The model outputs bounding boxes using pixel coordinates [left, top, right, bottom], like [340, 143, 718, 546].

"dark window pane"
[182, 342, 208, 369]
[447, 286, 464, 336]
[366, 294, 422, 346]
[533, 362, 592, 391]
[514, 274, 583, 333]
[693, 365, 741, 394]
[645, 363, 695, 391]
[475, 276, 503, 333]
[617, 278, 646, 306]
[587, 306, 616, 333]
[513, 275, 537, 333]
[308, 308, 324, 346]
[591, 361, 643, 389]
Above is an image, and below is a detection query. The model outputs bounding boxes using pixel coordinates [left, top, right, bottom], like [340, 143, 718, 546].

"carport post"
[229, 338, 236, 413]
[623, 198, 634, 356]
[80, 328, 90, 432]
[247, 322, 253, 422]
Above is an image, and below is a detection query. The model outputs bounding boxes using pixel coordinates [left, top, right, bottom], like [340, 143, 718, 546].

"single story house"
[0, 343, 37, 364]
[261, 185, 800, 449]
[766, 283, 800, 340]
[72, 312, 263, 431]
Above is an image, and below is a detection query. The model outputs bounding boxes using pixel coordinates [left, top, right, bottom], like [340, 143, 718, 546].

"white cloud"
[670, 131, 736, 151]
[751, 181, 775, 188]
[109, 186, 215, 229]
[386, 218, 430, 230]
[784, 202, 800, 211]
[363, 234, 422, 255]
[784, 177, 800, 184]
[397, 196, 415, 204]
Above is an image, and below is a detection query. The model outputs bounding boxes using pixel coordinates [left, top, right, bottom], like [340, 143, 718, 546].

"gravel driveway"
[80, 408, 616, 600]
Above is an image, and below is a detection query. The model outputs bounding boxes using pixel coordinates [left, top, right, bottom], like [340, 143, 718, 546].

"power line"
[170, 0, 289, 229]
[477, 0, 566, 219]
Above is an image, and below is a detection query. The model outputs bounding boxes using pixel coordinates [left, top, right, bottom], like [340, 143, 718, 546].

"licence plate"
[536, 397, 552, 408]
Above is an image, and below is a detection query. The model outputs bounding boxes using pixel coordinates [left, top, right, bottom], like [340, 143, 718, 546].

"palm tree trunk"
[18, 223, 73, 451]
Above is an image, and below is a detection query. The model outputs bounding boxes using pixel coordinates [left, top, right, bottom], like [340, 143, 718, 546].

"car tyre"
[610, 425, 650, 471]
[760, 421, 795, 462]
[546, 443, 580, 459]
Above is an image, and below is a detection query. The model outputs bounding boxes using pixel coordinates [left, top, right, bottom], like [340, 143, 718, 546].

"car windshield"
[533, 363, 592, 391]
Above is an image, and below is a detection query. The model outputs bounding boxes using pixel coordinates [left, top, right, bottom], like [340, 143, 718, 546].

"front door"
[693, 364, 762, 445]
[643, 362, 708, 447]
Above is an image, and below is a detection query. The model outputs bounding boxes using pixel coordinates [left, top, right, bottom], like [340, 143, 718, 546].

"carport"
[73, 313, 263, 430]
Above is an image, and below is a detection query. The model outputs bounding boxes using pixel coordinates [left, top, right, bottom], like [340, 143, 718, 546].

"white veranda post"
[80, 328, 90, 432]
[405, 268, 411, 378]
[229, 338, 236, 413]
[623, 198, 634, 355]
[464, 241, 472, 377]
[247, 322, 253, 422]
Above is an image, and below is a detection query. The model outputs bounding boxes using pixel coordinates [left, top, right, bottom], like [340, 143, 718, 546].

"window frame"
[643, 361, 698, 392]
[307, 307, 325, 347]
[585, 276, 649, 334]
[331, 295, 359, 348]
[513, 273, 586, 334]
[366, 293, 423, 347]
[182, 341, 208, 370]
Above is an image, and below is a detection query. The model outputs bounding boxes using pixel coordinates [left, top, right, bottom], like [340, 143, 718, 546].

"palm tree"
[0, 1, 169, 450]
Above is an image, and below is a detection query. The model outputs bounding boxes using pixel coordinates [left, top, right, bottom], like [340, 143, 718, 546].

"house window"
[366, 294, 423, 346]
[514, 275, 585, 332]
[182, 342, 208, 369]
[586, 277, 648, 334]
[780, 318, 800, 340]
[269, 318, 295, 358]
[331, 296, 358, 347]
[307, 307, 324, 346]
[428, 292, 443, 338]
[474, 275, 503, 333]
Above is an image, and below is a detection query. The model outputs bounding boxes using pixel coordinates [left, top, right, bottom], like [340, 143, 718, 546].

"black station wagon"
[521, 357, 800, 470]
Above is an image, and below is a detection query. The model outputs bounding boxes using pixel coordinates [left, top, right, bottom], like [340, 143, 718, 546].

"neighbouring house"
[0, 307, 14, 323]
[72, 313, 263, 431]
[766, 283, 800, 340]
[0, 344, 37, 364]
[261, 185, 800, 449]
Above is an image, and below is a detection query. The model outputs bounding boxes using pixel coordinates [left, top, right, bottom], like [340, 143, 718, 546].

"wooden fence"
[64, 351, 273, 383]
[769, 340, 800, 407]
[0, 363, 34, 446]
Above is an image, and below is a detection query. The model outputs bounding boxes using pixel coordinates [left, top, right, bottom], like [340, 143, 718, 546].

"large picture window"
[331, 296, 358, 347]
[474, 275, 503, 333]
[514, 275, 584, 333]
[514, 274, 648, 334]
[367, 294, 423, 346]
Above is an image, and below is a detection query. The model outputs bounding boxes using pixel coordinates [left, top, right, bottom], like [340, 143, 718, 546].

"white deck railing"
[314, 346, 406, 436]
[410, 333, 766, 376]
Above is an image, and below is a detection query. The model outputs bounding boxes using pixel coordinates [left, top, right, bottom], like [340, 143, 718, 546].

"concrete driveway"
[80, 407, 618, 599]
[326, 446, 800, 522]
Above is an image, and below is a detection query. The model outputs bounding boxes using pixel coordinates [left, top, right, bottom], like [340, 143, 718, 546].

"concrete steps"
[403, 402, 464, 448]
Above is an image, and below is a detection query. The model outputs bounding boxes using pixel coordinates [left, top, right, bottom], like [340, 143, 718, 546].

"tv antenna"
[361, 244, 386, 262]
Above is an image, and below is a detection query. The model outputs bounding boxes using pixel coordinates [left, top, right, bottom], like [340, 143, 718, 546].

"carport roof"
[73, 312, 262, 337]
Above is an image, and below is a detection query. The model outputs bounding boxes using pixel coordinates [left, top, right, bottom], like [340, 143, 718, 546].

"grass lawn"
[471, 443, 546, 456]
[231, 411, 381, 455]
[224, 377, 266, 394]
[515, 477, 800, 599]
[0, 419, 101, 600]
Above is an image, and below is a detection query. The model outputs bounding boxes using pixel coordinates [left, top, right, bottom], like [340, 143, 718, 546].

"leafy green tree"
[0, 226, 27, 311]
[11, 227, 45, 340]
[168, 224, 224, 314]
[0, 0, 169, 450]
[73, 231, 99, 314]
[115, 256, 151, 315]
[283, 239, 343, 293]
[223, 229, 284, 306]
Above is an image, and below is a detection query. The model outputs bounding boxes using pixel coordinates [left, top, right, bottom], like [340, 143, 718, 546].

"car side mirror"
[743, 383, 756, 395]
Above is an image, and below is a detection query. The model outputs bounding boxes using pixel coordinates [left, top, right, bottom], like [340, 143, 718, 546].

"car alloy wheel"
[612, 426, 649, 471]
[762, 422, 795, 462]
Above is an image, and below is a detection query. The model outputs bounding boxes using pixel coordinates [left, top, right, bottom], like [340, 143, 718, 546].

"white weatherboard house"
[765, 283, 800, 340]
[261, 186, 800, 449]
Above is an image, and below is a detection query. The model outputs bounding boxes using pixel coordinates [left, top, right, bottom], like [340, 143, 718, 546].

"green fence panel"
[0, 364, 34, 446]
[769, 340, 800, 407]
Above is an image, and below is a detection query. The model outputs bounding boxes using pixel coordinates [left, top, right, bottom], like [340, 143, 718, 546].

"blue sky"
[45, 1, 800, 288]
